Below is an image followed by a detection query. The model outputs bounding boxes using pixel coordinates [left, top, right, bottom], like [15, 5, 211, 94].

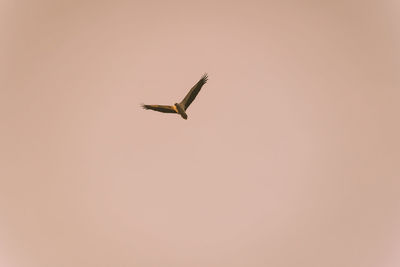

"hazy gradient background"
[1, 0, 400, 266]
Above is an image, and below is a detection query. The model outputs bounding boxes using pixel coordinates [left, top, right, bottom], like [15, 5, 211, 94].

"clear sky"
[1, 0, 400, 266]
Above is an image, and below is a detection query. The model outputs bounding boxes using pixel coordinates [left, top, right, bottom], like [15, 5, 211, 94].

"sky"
[1, 0, 400, 266]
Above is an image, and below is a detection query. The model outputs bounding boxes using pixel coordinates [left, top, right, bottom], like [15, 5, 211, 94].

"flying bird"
[141, 73, 208, 120]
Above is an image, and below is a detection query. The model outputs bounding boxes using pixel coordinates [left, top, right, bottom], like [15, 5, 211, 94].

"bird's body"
[141, 74, 208, 120]
[174, 103, 188, 119]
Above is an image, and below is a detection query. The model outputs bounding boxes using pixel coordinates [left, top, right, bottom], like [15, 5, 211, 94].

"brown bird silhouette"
[141, 74, 208, 120]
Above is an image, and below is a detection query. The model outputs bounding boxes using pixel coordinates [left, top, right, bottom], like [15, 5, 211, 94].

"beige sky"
[1, 1, 400, 266]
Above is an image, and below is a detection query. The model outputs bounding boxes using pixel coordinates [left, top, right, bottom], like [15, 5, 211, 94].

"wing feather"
[141, 104, 177, 113]
[180, 73, 208, 110]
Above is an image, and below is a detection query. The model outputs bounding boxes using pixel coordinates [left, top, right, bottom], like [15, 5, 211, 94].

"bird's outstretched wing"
[180, 73, 208, 110]
[141, 104, 177, 113]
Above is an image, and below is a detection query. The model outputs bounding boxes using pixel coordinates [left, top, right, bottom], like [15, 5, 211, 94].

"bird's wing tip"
[202, 73, 208, 82]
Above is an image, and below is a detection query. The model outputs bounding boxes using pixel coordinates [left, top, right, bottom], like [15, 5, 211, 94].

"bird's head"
[174, 103, 184, 113]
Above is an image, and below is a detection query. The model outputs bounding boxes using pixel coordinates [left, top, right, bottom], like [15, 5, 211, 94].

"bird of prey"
[141, 73, 208, 120]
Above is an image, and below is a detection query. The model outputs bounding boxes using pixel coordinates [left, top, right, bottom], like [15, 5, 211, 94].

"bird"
[141, 73, 208, 120]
